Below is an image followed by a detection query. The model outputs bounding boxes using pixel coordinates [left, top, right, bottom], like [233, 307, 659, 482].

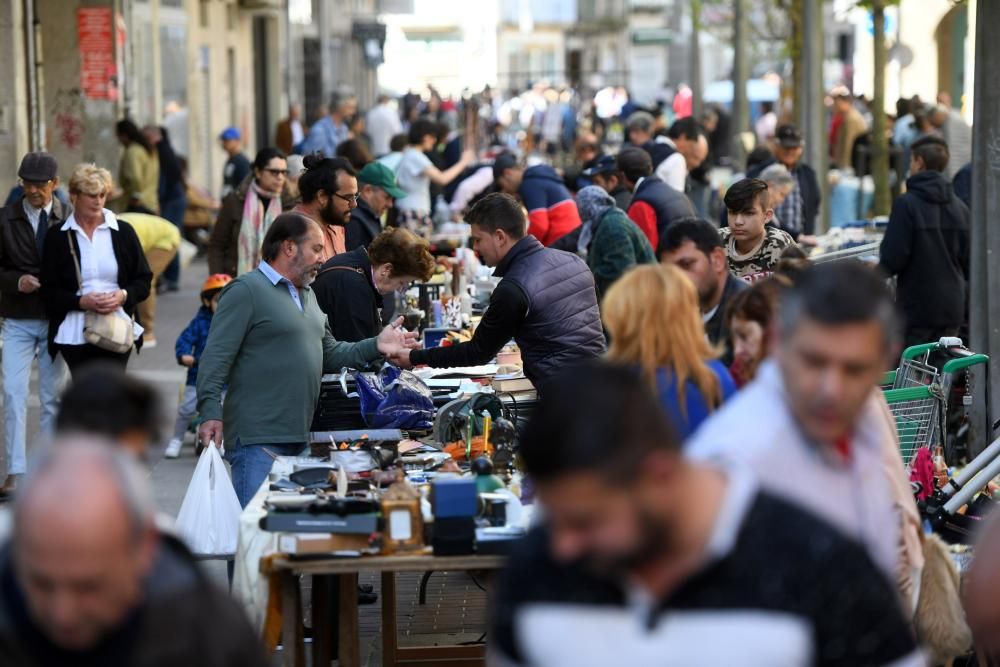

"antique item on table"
[431, 476, 477, 556]
[381, 470, 425, 554]
[260, 496, 379, 533]
[472, 457, 504, 494]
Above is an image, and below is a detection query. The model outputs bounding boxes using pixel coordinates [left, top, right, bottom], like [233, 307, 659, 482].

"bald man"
[0, 437, 266, 666]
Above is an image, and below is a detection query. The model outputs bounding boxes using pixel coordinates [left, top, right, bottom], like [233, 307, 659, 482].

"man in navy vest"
[393, 193, 606, 390]
[618, 148, 695, 254]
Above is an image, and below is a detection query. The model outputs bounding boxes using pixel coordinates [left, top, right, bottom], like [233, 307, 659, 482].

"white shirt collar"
[23, 198, 54, 217]
[60, 208, 119, 232]
[633, 176, 645, 193]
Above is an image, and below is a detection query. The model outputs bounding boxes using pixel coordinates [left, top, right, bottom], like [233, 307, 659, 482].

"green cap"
[358, 161, 407, 200]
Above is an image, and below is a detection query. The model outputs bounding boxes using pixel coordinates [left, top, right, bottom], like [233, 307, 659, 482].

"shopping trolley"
[883, 384, 946, 465]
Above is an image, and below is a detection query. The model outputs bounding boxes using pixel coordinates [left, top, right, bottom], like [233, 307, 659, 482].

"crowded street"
[4, 1, 1000, 666]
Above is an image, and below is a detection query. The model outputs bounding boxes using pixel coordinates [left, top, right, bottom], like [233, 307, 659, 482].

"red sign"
[77, 7, 115, 100]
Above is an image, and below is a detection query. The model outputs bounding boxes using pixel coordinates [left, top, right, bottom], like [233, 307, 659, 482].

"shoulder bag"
[67, 231, 135, 354]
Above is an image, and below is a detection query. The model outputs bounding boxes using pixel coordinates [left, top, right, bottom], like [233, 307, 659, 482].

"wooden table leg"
[337, 573, 360, 667]
[312, 575, 333, 667]
[382, 571, 398, 666]
[280, 571, 305, 667]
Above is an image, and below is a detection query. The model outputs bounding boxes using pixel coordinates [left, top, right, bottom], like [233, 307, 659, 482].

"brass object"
[381, 470, 424, 554]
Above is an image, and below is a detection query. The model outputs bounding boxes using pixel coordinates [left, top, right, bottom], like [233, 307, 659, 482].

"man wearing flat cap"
[0, 152, 71, 499]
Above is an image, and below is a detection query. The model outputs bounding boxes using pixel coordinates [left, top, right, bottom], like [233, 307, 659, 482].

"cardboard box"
[278, 533, 372, 555]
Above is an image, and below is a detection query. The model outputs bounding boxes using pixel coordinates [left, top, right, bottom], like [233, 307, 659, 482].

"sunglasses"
[332, 192, 360, 204]
[263, 168, 288, 177]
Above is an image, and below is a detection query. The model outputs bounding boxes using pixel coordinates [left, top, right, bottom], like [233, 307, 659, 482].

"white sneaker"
[164, 438, 183, 459]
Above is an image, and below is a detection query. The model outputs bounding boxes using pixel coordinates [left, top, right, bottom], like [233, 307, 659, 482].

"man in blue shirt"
[301, 93, 357, 157]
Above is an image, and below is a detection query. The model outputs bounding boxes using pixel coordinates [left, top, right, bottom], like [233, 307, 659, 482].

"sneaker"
[144, 336, 158, 349]
[164, 438, 183, 459]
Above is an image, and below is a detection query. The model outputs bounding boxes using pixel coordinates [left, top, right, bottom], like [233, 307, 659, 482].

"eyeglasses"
[19, 179, 53, 190]
[332, 192, 360, 204]
[263, 168, 288, 177]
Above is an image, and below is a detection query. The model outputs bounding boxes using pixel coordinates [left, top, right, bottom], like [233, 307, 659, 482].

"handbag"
[67, 232, 135, 354]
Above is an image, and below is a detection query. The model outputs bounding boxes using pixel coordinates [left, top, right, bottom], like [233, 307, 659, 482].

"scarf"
[237, 181, 283, 276]
[575, 185, 616, 257]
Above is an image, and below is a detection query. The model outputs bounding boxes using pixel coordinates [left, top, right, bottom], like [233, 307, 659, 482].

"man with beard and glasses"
[292, 154, 358, 262]
[659, 217, 747, 364]
[491, 361, 920, 667]
[688, 261, 909, 585]
[196, 213, 418, 507]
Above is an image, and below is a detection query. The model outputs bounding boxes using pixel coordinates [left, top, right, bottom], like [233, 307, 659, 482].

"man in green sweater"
[196, 212, 416, 506]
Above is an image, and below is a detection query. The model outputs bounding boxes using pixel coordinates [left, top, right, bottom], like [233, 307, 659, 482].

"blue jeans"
[160, 193, 187, 285]
[224, 441, 306, 508]
[2, 319, 68, 475]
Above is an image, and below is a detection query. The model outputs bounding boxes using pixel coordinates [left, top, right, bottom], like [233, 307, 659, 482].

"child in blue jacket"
[165, 274, 231, 458]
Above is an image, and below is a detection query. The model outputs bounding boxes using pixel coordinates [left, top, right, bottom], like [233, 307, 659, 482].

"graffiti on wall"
[52, 88, 85, 152]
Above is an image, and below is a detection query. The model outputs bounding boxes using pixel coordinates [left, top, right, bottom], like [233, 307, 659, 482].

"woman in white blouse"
[40, 164, 152, 377]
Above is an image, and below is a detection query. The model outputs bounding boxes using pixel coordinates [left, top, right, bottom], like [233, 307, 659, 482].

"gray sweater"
[197, 268, 381, 446]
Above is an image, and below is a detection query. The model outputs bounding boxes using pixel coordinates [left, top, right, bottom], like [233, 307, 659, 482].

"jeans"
[172, 385, 199, 441]
[2, 319, 68, 475]
[161, 193, 187, 285]
[225, 441, 305, 508]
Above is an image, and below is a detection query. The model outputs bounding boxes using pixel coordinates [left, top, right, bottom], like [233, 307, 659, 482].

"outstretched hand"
[376, 317, 420, 357]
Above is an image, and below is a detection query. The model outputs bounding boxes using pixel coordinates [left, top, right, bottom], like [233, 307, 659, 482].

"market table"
[272, 552, 507, 667]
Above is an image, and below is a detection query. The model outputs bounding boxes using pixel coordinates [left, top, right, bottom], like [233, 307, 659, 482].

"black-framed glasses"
[332, 192, 360, 204]
[263, 168, 288, 177]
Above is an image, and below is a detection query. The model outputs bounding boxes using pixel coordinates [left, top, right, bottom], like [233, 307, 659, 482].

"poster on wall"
[78, 7, 116, 100]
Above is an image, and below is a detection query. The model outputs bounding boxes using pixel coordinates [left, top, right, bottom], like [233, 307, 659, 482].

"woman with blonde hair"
[40, 163, 152, 376]
[603, 264, 736, 440]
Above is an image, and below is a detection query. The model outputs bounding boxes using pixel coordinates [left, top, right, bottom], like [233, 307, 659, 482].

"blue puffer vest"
[495, 236, 607, 388]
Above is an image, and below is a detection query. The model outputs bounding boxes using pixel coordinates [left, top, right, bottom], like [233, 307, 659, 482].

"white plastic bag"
[175, 443, 242, 556]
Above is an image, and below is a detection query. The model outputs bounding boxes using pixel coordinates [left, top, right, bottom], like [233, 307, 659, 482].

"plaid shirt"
[776, 177, 804, 238]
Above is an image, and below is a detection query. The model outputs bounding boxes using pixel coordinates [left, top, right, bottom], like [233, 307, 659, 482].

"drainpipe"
[24, 0, 40, 150]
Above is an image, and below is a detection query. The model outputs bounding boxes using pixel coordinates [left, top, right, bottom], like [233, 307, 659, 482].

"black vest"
[631, 175, 695, 244]
[496, 236, 606, 389]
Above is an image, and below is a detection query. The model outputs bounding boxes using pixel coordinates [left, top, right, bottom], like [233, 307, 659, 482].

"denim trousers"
[225, 441, 306, 508]
[2, 319, 68, 475]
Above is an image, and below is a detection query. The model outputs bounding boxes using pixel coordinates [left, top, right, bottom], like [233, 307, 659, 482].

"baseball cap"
[18, 152, 58, 182]
[774, 125, 803, 148]
[219, 127, 241, 142]
[358, 162, 407, 200]
[581, 154, 617, 177]
[492, 152, 519, 181]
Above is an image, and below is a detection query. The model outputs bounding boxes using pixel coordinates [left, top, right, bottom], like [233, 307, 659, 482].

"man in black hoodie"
[880, 135, 969, 348]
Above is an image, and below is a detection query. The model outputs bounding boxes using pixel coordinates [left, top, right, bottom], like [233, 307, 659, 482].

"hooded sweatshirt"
[879, 170, 970, 330]
[518, 165, 581, 246]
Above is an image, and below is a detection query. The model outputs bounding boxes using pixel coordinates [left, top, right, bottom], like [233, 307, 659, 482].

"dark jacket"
[312, 247, 383, 345]
[628, 175, 695, 248]
[705, 274, 748, 366]
[879, 170, 970, 330]
[344, 198, 382, 251]
[641, 139, 676, 170]
[40, 217, 153, 359]
[0, 197, 71, 319]
[748, 159, 822, 236]
[208, 176, 296, 277]
[0, 537, 268, 667]
[519, 165, 581, 246]
[175, 306, 214, 386]
[495, 235, 606, 387]
[610, 185, 632, 211]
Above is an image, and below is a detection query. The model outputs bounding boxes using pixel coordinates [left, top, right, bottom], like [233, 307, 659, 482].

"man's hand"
[198, 419, 224, 449]
[389, 349, 413, 369]
[376, 317, 420, 356]
[17, 275, 40, 294]
[180, 355, 196, 367]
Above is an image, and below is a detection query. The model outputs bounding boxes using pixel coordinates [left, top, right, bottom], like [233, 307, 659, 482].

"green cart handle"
[880, 370, 897, 387]
[900, 343, 944, 361]
[942, 354, 990, 374]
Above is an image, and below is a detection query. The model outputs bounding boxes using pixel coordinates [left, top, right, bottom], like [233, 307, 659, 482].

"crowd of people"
[0, 77, 987, 665]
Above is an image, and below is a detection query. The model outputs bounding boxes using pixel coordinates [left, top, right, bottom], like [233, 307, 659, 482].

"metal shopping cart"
[882, 339, 992, 465]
